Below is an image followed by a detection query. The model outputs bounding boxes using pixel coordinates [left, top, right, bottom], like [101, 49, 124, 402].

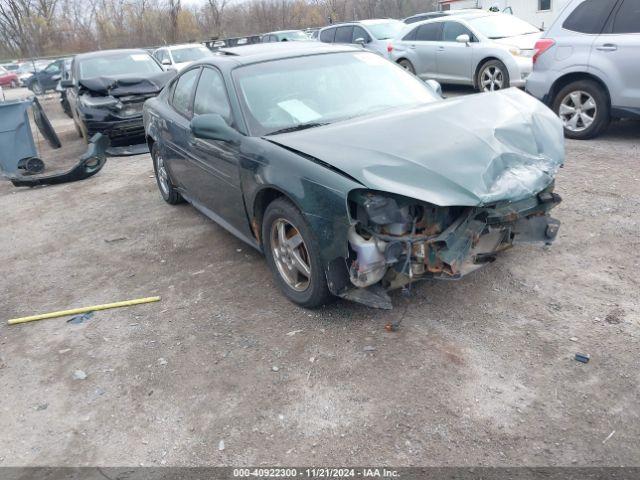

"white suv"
[526, 0, 640, 139]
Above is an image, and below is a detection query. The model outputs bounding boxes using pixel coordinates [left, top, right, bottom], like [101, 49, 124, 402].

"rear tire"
[477, 59, 510, 92]
[151, 143, 183, 205]
[262, 198, 332, 308]
[398, 59, 415, 75]
[552, 79, 610, 140]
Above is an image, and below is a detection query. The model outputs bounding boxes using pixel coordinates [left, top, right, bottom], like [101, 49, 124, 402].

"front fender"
[239, 137, 363, 287]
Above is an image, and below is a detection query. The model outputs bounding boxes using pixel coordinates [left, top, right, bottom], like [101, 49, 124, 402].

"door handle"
[438, 46, 445, 51]
[596, 44, 617, 51]
[409, 44, 416, 49]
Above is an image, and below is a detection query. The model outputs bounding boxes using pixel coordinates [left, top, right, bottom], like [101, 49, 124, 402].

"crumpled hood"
[268, 88, 564, 207]
[79, 71, 175, 96]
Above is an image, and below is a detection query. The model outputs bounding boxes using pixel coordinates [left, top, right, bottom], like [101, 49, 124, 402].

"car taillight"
[533, 38, 555, 64]
[387, 44, 393, 53]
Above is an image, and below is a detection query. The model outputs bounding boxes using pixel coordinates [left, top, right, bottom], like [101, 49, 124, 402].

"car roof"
[75, 49, 151, 60]
[408, 10, 497, 27]
[322, 18, 401, 29]
[218, 42, 358, 65]
[265, 30, 303, 35]
[165, 43, 206, 51]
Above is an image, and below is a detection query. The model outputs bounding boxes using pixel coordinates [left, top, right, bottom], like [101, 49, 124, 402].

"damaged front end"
[77, 72, 174, 155]
[341, 188, 561, 309]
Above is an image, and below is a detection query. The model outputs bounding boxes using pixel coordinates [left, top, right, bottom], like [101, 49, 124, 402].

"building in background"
[438, 0, 571, 30]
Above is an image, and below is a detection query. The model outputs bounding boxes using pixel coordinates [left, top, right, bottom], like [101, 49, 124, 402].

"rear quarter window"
[562, 0, 618, 34]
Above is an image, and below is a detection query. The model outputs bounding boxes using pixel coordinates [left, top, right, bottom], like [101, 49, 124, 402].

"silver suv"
[526, 0, 640, 139]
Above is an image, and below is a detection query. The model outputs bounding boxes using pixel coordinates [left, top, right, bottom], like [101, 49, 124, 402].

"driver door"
[187, 66, 251, 237]
[435, 21, 475, 83]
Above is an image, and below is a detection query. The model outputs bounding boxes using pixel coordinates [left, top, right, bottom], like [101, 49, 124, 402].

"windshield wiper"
[266, 122, 329, 136]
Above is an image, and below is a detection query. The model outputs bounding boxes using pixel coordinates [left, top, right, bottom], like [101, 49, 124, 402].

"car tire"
[477, 59, 510, 92]
[31, 82, 43, 95]
[552, 80, 610, 140]
[262, 198, 332, 308]
[398, 59, 415, 75]
[151, 143, 183, 205]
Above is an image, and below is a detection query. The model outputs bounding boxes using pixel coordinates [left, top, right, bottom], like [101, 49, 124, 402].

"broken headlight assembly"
[346, 188, 561, 292]
[79, 94, 144, 117]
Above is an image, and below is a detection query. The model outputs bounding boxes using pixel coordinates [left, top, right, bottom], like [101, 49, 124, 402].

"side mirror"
[161, 59, 171, 66]
[354, 37, 367, 46]
[60, 79, 73, 88]
[456, 34, 471, 45]
[191, 114, 239, 143]
[425, 79, 443, 98]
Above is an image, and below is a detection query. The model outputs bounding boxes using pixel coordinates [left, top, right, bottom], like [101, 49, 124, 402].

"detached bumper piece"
[10, 134, 109, 187]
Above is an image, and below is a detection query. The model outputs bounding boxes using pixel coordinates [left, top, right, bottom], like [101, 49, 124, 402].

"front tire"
[30, 82, 43, 95]
[552, 80, 610, 140]
[477, 59, 510, 92]
[151, 143, 183, 205]
[262, 198, 331, 308]
[398, 59, 415, 75]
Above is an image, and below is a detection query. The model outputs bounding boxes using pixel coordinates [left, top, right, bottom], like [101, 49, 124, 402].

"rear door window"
[416, 22, 443, 41]
[171, 68, 200, 117]
[403, 27, 418, 41]
[610, 0, 640, 33]
[320, 28, 336, 43]
[562, 0, 618, 34]
[335, 26, 354, 43]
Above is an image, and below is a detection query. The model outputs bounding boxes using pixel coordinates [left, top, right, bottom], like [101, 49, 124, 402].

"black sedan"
[143, 43, 564, 309]
[62, 49, 174, 153]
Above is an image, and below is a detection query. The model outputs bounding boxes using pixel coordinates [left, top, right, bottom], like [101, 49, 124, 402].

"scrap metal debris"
[575, 353, 590, 364]
[66, 311, 94, 325]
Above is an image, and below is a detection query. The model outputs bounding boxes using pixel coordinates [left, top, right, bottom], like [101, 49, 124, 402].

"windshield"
[469, 14, 539, 38]
[280, 31, 309, 41]
[79, 53, 162, 79]
[365, 20, 406, 40]
[234, 51, 438, 136]
[171, 46, 211, 64]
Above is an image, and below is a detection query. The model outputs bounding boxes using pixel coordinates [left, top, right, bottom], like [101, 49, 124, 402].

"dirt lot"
[0, 86, 638, 467]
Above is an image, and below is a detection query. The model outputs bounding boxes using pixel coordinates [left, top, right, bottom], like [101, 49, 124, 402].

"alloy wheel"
[559, 90, 597, 133]
[155, 151, 170, 196]
[481, 65, 504, 91]
[31, 83, 43, 95]
[270, 218, 311, 292]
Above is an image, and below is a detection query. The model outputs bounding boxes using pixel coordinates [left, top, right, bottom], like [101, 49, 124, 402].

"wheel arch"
[250, 186, 303, 246]
[548, 72, 611, 110]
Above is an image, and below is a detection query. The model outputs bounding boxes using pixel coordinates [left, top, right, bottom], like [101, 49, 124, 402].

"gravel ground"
[0, 86, 638, 467]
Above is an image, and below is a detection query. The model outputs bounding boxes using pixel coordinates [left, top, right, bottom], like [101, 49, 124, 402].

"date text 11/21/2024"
[232, 468, 400, 478]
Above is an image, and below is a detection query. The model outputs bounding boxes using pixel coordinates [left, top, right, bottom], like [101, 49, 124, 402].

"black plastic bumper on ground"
[9, 133, 109, 187]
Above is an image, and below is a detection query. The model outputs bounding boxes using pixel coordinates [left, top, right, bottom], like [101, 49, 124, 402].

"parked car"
[62, 49, 174, 151]
[318, 19, 406, 55]
[153, 44, 213, 72]
[57, 57, 74, 117]
[16, 63, 37, 86]
[262, 30, 310, 42]
[143, 42, 563, 309]
[403, 9, 482, 24]
[526, 0, 640, 140]
[389, 12, 541, 91]
[0, 66, 19, 88]
[26, 58, 67, 95]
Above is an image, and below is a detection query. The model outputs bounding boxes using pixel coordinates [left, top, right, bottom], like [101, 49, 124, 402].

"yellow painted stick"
[7, 296, 161, 325]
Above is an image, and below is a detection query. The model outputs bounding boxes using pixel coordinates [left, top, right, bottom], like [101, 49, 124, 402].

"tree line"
[0, 0, 437, 60]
